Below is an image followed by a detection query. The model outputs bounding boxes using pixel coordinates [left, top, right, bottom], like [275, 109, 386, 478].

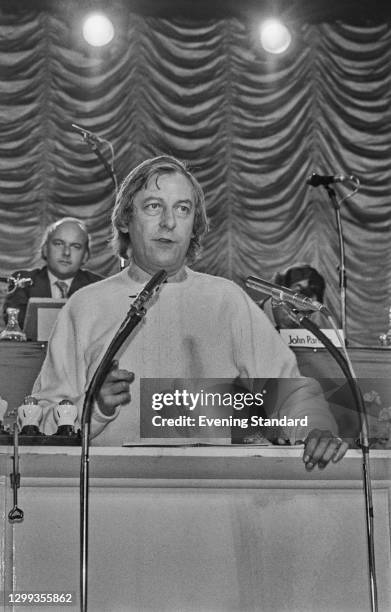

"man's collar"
[47, 270, 74, 287]
[127, 260, 188, 284]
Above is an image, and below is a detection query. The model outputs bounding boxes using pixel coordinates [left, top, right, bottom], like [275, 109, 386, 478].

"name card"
[280, 328, 343, 348]
[24, 298, 66, 341]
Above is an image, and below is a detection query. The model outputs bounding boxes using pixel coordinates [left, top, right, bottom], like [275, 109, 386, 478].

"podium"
[1, 446, 391, 611]
[1, 344, 390, 438]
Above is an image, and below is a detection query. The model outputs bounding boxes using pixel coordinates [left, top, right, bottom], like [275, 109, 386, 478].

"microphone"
[0, 275, 33, 294]
[306, 173, 355, 187]
[245, 275, 328, 314]
[12, 276, 33, 290]
[130, 269, 168, 313]
[71, 123, 105, 144]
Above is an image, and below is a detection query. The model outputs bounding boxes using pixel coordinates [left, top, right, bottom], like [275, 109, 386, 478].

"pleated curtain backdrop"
[0, 7, 390, 346]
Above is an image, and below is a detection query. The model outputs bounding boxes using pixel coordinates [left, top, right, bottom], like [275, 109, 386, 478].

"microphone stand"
[83, 135, 118, 193]
[79, 270, 167, 612]
[285, 304, 378, 612]
[324, 185, 348, 345]
[8, 423, 24, 523]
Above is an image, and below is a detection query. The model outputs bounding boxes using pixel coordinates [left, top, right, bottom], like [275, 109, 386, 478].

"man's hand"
[97, 360, 134, 416]
[303, 429, 349, 470]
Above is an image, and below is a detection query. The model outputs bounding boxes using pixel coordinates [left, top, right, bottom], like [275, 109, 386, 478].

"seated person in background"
[3, 217, 103, 327]
[32, 156, 348, 469]
[260, 263, 326, 330]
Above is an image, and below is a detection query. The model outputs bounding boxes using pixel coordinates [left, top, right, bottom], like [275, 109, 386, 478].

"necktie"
[55, 280, 68, 298]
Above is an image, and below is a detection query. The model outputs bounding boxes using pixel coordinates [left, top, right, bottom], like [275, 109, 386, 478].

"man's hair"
[274, 263, 326, 302]
[111, 155, 209, 262]
[40, 217, 91, 260]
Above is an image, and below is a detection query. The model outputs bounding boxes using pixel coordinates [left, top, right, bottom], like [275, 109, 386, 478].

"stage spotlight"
[259, 19, 292, 54]
[82, 12, 115, 47]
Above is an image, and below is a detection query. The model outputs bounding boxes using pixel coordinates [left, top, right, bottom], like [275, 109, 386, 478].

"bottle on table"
[0, 308, 26, 342]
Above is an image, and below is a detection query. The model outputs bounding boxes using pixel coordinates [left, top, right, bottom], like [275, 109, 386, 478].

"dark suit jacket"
[3, 266, 104, 327]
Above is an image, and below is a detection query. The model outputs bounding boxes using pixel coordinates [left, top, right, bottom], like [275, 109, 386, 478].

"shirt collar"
[47, 270, 74, 289]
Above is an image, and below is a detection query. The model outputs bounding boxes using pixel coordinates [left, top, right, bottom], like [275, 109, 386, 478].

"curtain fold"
[0, 9, 390, 346]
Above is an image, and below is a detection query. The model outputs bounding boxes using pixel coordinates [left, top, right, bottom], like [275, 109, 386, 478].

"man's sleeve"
[232, 289, 338, 443]
[32, 301, 117, 439]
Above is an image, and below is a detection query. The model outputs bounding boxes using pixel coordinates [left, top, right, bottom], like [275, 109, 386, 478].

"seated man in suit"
[3, 217, 103, 327]
[260, 263, 326, 330]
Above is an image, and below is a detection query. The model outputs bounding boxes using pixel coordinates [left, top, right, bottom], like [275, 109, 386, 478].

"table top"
[1, 444, 390, 482]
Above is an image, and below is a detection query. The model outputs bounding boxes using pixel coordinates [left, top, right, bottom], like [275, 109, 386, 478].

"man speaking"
[33, 156, 348, 470]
